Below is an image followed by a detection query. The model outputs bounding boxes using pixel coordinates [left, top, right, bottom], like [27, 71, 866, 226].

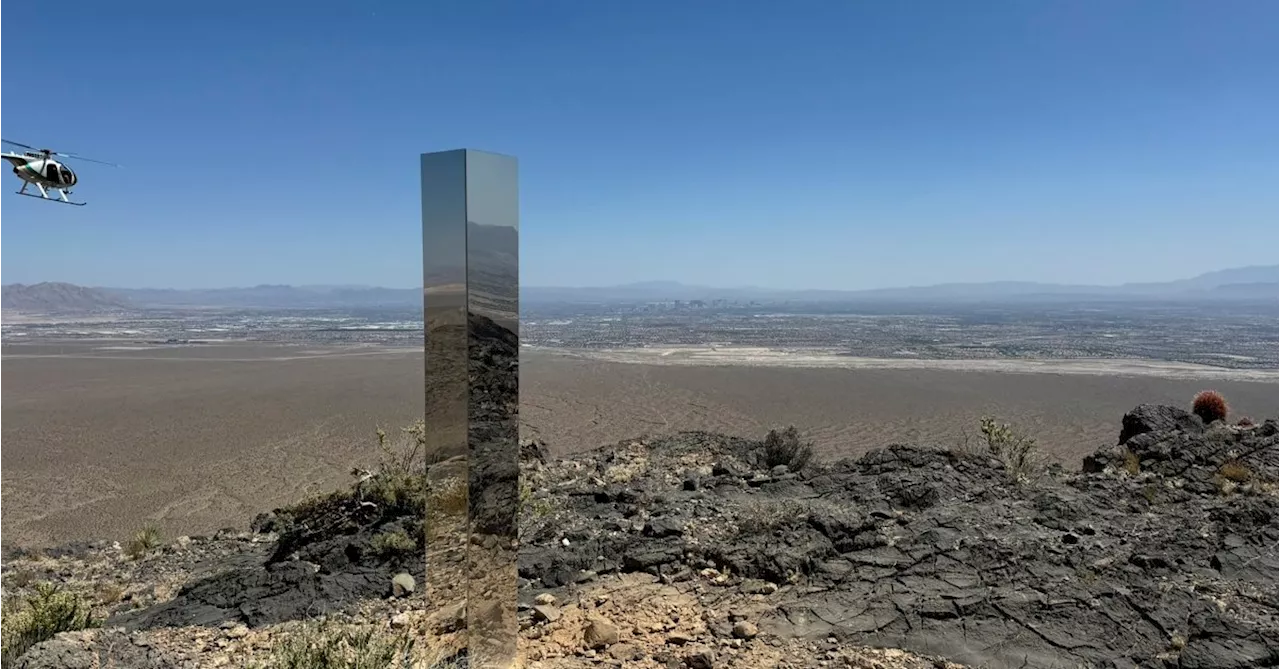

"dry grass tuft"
[1121, 448, 1142, 476]
[1218, 459, 1254, 483]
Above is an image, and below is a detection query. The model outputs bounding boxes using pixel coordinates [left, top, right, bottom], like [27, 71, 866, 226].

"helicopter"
[1, 139, 119, 206]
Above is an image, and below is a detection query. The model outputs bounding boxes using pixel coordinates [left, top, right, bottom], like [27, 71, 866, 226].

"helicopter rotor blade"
[1, 139, 40, 151]
[55, 152, 122, 168]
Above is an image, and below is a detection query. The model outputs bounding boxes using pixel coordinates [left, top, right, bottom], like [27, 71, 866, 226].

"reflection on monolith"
[421, 149, 519, 668]
[464, 151, 519, 669]
[423, 149, 471, 663]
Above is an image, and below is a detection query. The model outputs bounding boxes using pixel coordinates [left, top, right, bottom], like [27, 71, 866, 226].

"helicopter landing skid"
[16, 186, 86, 206]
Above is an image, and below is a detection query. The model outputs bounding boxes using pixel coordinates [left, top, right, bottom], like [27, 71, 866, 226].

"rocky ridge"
[513, 406, 1278, 669]
[4, 403, 1275, 668]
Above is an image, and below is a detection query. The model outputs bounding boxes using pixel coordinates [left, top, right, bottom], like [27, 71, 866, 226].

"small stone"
[684, 647, 717, 668]
[609, 643, 644, 661]
[770, 464, 790, 477]
[739, 579, 778, 595]
[176, 536, 192, 548]
[429, 601, 466, 633]
[390, 612, 412, 629]
[731, 621, 758, 639]
[225, 624, 249, 639]
[667, 631, 696, 645]
[391, 573, 416, 597]
[584, 615, 620, 649]
[533, 604, 562, 623]
[535, 593, 558, 606]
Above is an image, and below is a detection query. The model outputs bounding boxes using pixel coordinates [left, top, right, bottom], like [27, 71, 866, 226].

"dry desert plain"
[2, 340, 1277, 549]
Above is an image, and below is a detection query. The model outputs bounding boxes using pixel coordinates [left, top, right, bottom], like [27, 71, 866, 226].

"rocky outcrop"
[1084, 403, 1277, 496]
[513, 419, 1278, 669]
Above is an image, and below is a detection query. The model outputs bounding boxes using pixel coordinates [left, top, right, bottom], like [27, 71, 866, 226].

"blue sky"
[1, 1, 1275, 290]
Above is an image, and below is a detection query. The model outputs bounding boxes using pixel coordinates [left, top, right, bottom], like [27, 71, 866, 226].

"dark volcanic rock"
[1119, 403, 1207, 445]
[517, 407, 1278, 669]
[13, 630, 168, 669]
[1084, 407, 1278, 496]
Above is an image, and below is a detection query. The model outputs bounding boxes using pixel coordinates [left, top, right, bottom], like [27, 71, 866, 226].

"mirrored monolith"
[422, 149, 519, 668]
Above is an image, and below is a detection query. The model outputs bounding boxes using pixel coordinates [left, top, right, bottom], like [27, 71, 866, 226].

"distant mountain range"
[1, 282, 134, 313]
[1, 266, 1275, 313]
[520, 265, 1279, 304]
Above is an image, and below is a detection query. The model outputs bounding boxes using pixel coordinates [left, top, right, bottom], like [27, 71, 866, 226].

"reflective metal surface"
[421, 149, 519, 667]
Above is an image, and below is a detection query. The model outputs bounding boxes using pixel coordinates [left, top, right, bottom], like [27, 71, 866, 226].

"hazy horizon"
[0, 263, 1274, 294]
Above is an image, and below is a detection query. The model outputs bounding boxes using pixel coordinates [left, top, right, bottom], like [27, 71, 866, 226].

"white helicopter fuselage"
[1, 154, 78, 188]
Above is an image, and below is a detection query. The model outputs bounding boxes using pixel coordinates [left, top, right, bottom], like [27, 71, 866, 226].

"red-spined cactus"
[1192, 390, 1229, 425]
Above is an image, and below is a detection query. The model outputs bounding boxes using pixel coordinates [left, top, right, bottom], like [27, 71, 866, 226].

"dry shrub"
[7, 570, 37, 589]
[1218, 459, 1254, 483]
[94, 582, 126, 606]
[1192, 390, 1228, 424]
[979, 417, 1044, 484]
[376, 421, 426, 477]
[761, 426, 814, 472]
[1122, 448, 1141, 476]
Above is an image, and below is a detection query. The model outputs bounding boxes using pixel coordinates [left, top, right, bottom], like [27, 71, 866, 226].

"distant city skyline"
[1, 1, 1275, 290]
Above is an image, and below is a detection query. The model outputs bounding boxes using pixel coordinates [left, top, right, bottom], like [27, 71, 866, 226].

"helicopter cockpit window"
[60, 169, 73, 183]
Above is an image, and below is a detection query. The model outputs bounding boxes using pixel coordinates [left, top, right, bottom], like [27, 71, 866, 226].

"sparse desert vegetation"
[1, 583, 99, 666]
[1193, 389, 1231, 424]
[243, 621, 423, 669]
[124, 525, 163, 560]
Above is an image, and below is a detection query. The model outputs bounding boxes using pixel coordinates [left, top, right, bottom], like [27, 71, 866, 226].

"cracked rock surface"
[518, 406, 1278, 669]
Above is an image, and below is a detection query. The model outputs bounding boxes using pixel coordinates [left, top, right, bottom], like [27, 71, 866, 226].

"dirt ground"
[3, 342, 1275, 549]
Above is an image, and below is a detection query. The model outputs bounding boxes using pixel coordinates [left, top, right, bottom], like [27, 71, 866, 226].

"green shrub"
[370, 529, 418, 558]
[1, 583, 99, 665]
[246, 621, 421, 669]
[125, 524, 163, 560]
